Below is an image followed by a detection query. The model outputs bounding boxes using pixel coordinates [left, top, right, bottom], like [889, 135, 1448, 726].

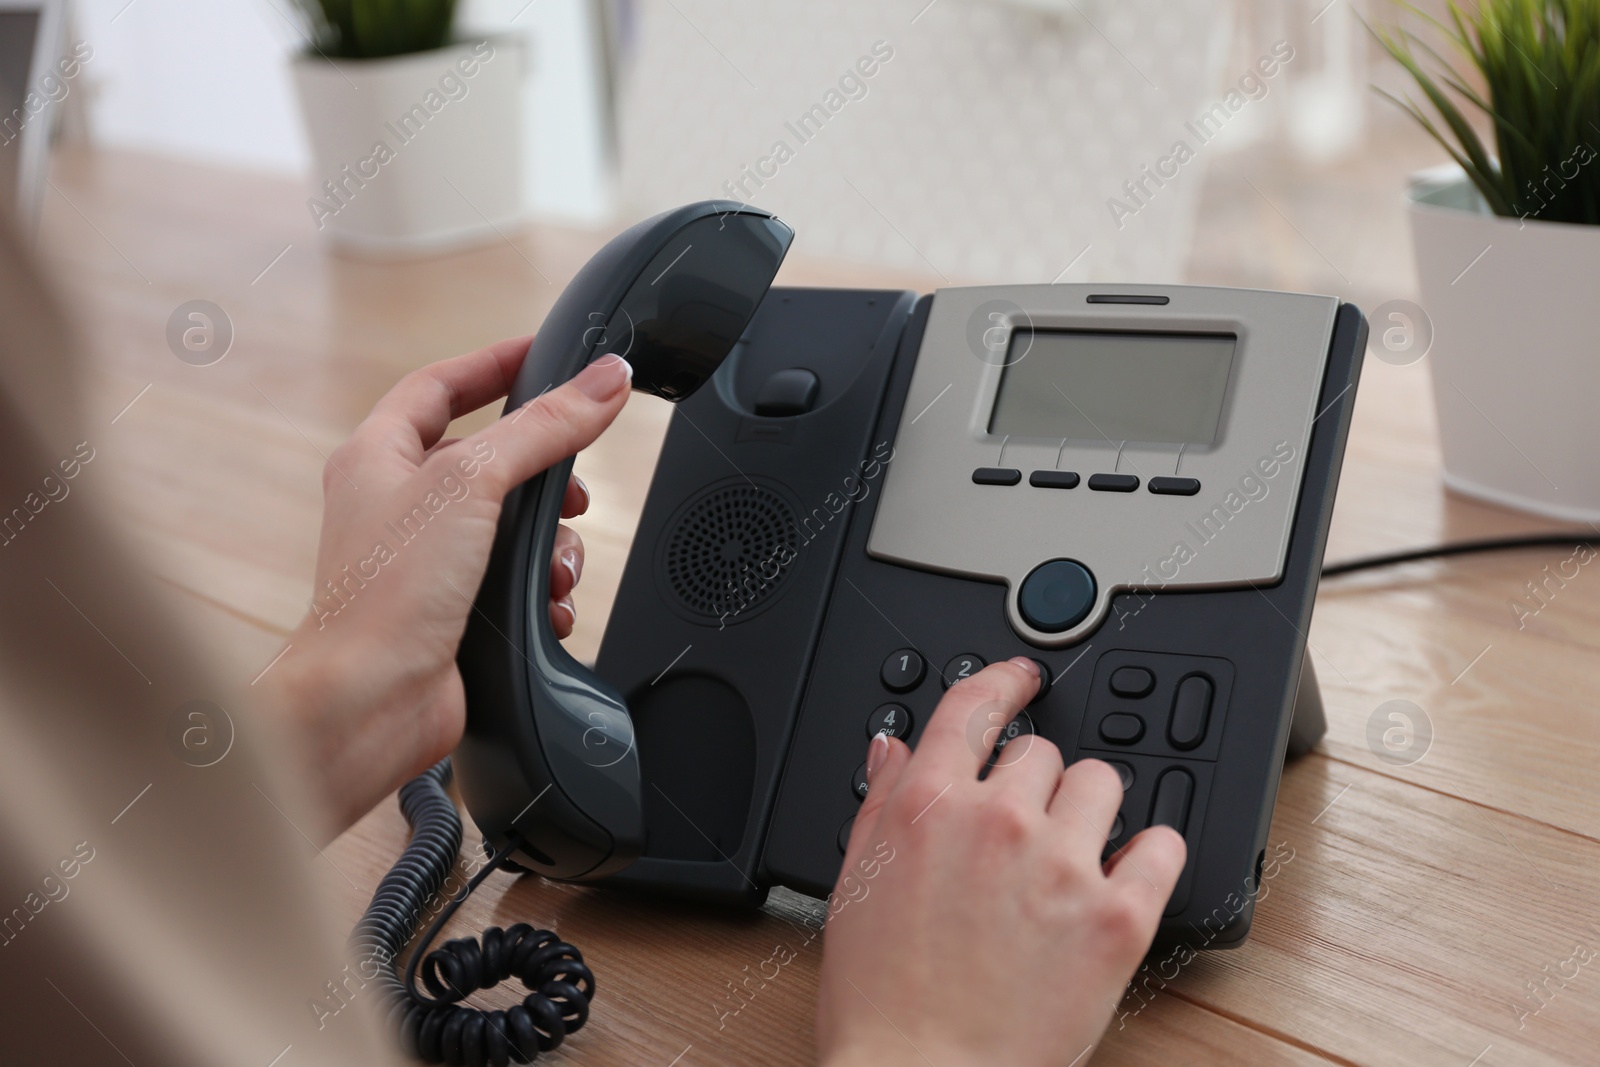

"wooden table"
[37, 139, 1600, 1067]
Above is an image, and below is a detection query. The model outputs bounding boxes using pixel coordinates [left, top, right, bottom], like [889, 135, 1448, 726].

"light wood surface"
[34, 133, 1600, 1067]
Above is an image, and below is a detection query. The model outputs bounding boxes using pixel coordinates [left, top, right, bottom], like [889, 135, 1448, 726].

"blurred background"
[5, 0, 1470, 677]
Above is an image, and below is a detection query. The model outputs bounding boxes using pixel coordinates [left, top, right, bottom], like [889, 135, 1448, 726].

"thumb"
[468, 354, 633, 498]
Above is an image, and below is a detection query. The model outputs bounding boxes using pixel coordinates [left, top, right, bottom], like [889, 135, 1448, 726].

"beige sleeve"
[0, 212, 401, 1063]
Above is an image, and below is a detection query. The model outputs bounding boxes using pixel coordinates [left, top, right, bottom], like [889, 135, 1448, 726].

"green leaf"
[1374, 0, 1600, 225]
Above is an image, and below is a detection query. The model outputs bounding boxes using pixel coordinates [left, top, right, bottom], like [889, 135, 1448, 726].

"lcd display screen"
[987, 329, 1236, 445]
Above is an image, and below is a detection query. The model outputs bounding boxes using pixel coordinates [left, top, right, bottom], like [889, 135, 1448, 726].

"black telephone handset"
[453, 201, 794, 880]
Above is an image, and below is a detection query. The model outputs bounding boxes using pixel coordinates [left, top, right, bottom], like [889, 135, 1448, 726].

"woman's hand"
[262, 338, 632, 837]
[816, 658, 1187, 1067]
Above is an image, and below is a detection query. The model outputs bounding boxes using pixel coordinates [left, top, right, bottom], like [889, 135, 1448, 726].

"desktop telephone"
[452, 199, 1368, 951]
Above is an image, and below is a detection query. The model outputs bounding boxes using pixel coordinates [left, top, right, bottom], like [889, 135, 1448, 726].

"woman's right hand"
[816, 657, 1187, 1067]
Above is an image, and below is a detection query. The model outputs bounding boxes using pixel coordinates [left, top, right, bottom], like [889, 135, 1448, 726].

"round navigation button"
[1017, 559, 1096, 633]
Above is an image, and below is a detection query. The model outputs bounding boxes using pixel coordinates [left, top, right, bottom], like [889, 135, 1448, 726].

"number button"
[866, 703, 914, 740]
[880, 648, 926, 692]
[991, 712, 1034, 757]
[941, 653, 986, 688]
[1106, 761, 1135, 791]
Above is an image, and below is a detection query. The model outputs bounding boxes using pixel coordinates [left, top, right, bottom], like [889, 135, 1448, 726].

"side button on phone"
[1098, 713, 1145, 744]
[1169, 674, 1214, 750]
[1149, 768, 1195, 834]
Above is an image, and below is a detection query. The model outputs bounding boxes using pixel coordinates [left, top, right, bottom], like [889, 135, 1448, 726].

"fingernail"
[573, 474, 591, 510]
[560, 548, 581, 587]
[573, 353, 632, 401]
[866, 732, 889, 782]
[556, 596, 576, 625]
[1008, 656, 1040, 677]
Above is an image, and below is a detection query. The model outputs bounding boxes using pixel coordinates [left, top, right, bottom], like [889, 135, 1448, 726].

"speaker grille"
[663, 482, 801, 620]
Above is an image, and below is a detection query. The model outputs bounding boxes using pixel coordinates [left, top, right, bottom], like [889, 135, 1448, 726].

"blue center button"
[1017, 559, 1097, 633]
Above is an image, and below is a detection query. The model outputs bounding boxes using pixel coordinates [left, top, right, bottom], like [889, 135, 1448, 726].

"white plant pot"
[1408, 165, 1600, 522]
[293, 37, 525, 256]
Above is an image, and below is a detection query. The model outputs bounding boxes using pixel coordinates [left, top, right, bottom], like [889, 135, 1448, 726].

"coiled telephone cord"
[350, 759, 594, 1066]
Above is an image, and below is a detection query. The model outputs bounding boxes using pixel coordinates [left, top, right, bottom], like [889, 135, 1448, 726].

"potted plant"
[290, 0, 526, 256]
[1375, 0, 1600, 520]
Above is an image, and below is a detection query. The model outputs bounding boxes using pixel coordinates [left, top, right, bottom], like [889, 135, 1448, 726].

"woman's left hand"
[261, 337, 632, 837]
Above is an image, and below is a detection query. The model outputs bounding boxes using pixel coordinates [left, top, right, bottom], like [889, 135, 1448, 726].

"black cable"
[1321, 531, 1595, 578]
[351, 759, 595, 1066]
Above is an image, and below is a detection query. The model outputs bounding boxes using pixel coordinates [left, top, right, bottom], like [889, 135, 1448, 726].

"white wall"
[67, 0, 611, 220]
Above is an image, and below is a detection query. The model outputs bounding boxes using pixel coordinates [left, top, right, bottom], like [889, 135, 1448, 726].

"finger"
[842, 733, 910, 870]
[549, 525, 584, 601]
[562, 473, 591, 519]
[1047, 758, 1125, 851]
[423, 436, 463, 459]
[549, 595, 576, 639]
[910, 658, 1041, 782]
[984, 730, 1064, 810]
[468, 354, 633, 500]
[1105, 825, 1187, 916]
[362, 335, 535, 460]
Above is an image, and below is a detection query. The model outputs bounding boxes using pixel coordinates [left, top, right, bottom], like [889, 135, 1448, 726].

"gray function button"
[838, 816, 855, 854]
[1087, 473, 1139, 492]
[881, 648, 926, 692]
[852, 762, 870, 800]
[942, 653, 986, 688]
[1029, 470, 1080, 489]
[1168, 674, 1214, 750]
[867, 703, 914, 739]
[1099, 713, 1145, 744]
[1149, 768, 1195, 834]
[1109, 666, 1155, 698]
[972, 467, 1022, 485]
[1017, 559, 1097, 633]
[1148, 476, 1201, 496]
[1109, 813, 1124, 839]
